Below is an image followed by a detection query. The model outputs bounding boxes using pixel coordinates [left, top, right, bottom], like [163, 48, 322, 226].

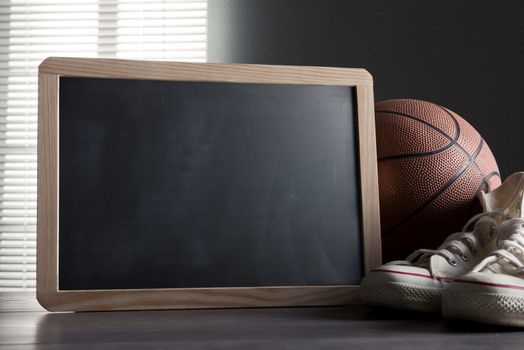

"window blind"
[0, 0, 207, 291]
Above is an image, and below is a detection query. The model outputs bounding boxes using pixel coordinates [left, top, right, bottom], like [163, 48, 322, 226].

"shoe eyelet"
[460, 255, 469, 262]
[472, 249, 478, 256]
[449, 259, 458, 266]
[489, 225, 496, 238]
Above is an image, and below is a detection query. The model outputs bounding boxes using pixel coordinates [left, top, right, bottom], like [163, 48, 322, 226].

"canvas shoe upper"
[442, 173, 524, 326]
[361, 172, 524, 313]
[360, 211, 504, 312]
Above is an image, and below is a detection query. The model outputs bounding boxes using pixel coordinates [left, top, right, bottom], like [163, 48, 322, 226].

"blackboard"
[37, 58, 380, 311]
[59, 77, 361, 290]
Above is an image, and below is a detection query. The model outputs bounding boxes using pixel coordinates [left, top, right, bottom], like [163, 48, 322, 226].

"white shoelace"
[474, 219, 524, 273]
[405, 210, 506, 267]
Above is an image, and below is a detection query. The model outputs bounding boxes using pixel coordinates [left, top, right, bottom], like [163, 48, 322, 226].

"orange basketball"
[375, 99, 501, 262]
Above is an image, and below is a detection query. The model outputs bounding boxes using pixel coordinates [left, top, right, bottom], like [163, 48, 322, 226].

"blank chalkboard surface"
[37, 58, 380, 311]
[59, 77, 361, 290]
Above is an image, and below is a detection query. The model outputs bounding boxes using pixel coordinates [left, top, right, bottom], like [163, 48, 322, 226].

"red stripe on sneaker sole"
[370, 269, 454, 283]
[453, 279, 524, 291]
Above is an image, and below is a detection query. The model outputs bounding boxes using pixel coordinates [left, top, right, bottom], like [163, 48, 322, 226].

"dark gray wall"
[208, 0, 524, 176]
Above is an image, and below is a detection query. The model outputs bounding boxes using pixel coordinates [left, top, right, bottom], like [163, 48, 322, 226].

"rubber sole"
[361, 278, 442, 313]
[443, 282, 524, 327]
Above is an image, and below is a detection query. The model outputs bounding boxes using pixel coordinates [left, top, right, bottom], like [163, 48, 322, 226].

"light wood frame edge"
[36, 57, 381, 312]
[355, 84, 382, 273]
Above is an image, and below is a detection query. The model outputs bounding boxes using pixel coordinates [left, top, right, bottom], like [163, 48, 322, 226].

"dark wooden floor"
[2, 293, 524, 349]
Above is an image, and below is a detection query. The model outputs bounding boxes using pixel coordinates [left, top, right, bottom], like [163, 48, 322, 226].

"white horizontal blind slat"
[0, 0, 207, 291]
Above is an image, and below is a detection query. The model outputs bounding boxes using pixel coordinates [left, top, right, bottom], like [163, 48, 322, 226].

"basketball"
[375, 99, 501, 261]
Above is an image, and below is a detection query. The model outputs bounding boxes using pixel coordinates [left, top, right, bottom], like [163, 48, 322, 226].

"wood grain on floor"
[1, 292, 523, 349]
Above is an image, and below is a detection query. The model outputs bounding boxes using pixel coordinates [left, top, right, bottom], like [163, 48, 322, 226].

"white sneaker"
[360, 211, 504, 312]
[361, 172, 524, 313]
[442, 175, 524, 326]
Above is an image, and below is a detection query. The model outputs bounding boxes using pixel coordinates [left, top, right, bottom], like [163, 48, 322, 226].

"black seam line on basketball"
[378, 105, 484, 173]
[376, 109, 460, 142]
[383, 138, 485, 237]
[471, 171, 501, 203]
[379, 104, 490, 234]
[418, 104, 486, 180]
[375, 109, 459, 142]
[383, 161, 472, 236]
[378, 146, 454, 162]
[436, 105, 485, 176]
[471, 138, 484, 163]
[375, 110, 460, 162]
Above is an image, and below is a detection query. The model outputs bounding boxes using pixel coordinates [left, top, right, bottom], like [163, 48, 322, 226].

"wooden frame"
[37, 57, 381, 311]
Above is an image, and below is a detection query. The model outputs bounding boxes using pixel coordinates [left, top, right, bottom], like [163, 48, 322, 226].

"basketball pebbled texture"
[375, 99, 501, 262]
